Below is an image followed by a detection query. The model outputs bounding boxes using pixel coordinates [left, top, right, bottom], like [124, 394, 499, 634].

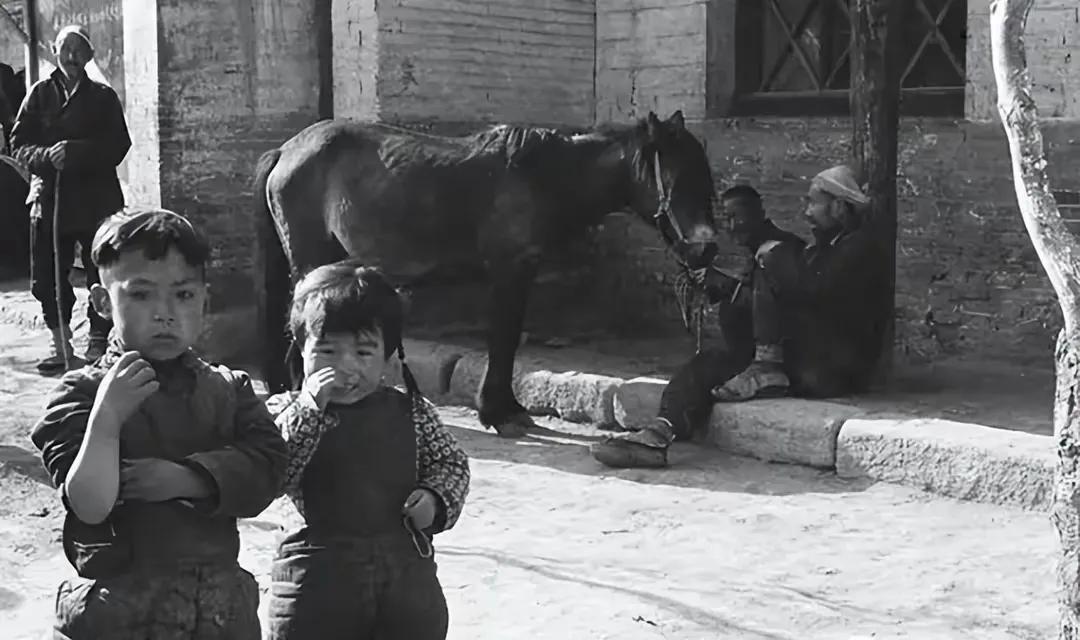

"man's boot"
[711, 344, 789, 402]
[83, 334, 108, 363]
[37, 326, 84, 375]
[590, 418, 675, 469]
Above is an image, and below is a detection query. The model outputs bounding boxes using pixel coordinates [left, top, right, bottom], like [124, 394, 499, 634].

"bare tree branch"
[990, 0, 1080, 331]
[992, 2, 1080, 637]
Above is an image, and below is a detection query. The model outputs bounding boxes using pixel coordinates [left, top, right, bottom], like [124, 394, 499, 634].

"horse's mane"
[463, 125, 569, 168]
[376, 118, 654, 181]
[590, 120, 654, 186]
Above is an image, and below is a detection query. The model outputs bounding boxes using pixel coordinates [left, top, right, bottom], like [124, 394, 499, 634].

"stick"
[52, 174, 71, 369]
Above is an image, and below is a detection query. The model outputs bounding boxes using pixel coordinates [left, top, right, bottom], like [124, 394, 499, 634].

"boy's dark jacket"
[31, 340, 288, 578]
[10, 69, 130, 233]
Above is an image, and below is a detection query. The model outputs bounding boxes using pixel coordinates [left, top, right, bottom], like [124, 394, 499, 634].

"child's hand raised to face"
[403, 488, 439, 530]
[91, 351, 159, 435]
[120, 458, 213, 503]
[303, 366, 337, 411]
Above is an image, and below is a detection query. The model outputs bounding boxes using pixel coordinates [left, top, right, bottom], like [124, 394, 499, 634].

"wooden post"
[991, 2, 1080, 637]
[849, 0, 905, 381]
[23, 0, 38, 85]
[315, 0, 334, 120]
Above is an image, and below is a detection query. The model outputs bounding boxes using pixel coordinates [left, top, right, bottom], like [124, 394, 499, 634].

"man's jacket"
[11, 69, 130, 233]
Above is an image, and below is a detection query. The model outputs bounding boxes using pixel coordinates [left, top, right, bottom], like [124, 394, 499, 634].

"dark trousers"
[30, 214, 111, 339]
[658, 346, 754, 440]
[52, 562, 261, 640]
[268, 533, 449, 640]
[657, 242, 852, 440]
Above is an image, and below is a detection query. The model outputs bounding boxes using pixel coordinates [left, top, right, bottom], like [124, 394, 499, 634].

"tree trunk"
[990, 1, 1080, 637]
[849, 0, 906, 381]
[22, 0, 39, 84]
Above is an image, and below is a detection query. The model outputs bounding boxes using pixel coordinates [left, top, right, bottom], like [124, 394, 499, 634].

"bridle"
[651, 150, 715, 353]
[651, 151, 688, 248]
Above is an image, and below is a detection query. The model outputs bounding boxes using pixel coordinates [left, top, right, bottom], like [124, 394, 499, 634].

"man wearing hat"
[10, 25, 131, 374]
[592, 165, 890, 469]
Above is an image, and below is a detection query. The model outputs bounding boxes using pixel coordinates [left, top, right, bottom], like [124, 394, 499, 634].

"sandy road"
[0, 320, 1060, 639]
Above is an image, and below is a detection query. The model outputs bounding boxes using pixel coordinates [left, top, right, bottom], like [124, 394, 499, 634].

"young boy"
[265, 260, 470, 640]
[30, 208, 288, 639]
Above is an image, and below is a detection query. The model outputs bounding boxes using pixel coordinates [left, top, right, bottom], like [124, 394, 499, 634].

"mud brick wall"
[333, 0, 595, 126]
[124, 0, 324, 365]
[594, 0, 717, 122]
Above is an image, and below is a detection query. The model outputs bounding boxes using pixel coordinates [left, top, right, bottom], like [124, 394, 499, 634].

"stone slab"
[448, 349, 622, 426]
[836, 418, 1056, 510]
[613, 377, 668, 431]
[707, 400, 866, 469]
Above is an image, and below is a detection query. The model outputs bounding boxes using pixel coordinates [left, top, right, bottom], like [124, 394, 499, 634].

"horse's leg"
[477, 254, 539, 437]
[264, 198, 347, 392]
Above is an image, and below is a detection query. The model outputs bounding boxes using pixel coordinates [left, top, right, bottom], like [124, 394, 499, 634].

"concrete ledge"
[836, 418, 1056, 510]
[448, 349, 622, 425]
[613, 377, 668, 431]
[708, 400, 865, 469]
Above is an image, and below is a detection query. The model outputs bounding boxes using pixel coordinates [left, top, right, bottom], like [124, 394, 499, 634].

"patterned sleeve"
[265, 391, 337, 517]
[412, 395, 470, 534]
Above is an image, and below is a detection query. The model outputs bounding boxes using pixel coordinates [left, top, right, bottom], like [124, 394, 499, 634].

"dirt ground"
[0, 302, 1062, 638]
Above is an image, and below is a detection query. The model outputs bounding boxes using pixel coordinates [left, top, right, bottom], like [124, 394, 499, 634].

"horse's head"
[630, 110, 719, 270]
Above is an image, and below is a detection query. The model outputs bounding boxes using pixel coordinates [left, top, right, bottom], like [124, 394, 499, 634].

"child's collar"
[97, 335, 203, 373]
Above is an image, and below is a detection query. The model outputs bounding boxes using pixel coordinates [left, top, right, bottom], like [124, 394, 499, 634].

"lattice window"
[732, 0, 968, 117]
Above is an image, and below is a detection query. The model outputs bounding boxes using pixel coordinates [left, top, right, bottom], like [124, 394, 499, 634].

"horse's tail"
[253, 147, 293, 393]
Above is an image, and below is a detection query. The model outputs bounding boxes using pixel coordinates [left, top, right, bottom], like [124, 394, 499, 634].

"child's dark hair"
[287, 260, 419, 396]
[91, 207, 210, 273]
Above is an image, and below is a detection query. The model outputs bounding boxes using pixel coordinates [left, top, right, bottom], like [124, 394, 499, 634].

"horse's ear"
[668, 110, 685, 130]
[646, 111, 662, 139]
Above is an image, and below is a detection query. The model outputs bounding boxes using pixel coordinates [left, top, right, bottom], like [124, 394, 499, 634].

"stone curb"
[836, 417, 1055, 511]
[0, 299, 1055, 511]
[395, 339, 1056, 511]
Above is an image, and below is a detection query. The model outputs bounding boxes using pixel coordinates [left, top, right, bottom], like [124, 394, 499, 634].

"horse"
[254, 109, 720, 437]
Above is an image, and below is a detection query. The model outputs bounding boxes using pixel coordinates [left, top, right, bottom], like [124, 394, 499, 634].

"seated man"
[592, 166, 890, 469]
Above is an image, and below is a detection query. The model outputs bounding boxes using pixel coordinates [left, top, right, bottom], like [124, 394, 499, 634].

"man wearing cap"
[10, 25, 131, 374]
[592, 165, 890, 468]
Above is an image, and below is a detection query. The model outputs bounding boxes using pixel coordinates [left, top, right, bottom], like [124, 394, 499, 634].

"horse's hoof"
[490, 413, 534, 438]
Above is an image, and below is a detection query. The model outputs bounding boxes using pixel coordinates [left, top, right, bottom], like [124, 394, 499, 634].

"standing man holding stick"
[11, 25, 130, 374]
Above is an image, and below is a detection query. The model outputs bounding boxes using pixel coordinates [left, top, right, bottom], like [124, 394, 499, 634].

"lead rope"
[654, 152, 713, 354]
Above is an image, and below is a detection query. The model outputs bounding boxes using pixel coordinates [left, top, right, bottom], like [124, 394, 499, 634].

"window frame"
[729, 0, 968, 118]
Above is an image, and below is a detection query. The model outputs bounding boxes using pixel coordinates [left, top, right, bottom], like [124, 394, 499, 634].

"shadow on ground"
[439, 408, 874, 498]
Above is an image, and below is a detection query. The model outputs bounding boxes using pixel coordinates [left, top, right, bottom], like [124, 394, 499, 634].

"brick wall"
[966, 0, 1080, 120]
[595, 0, 712, 122]
[125, 0, 323, 364]
[335, 0, 596, 126]
[102, 0, 1080, 368]
[584, 0, 1080, 366]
